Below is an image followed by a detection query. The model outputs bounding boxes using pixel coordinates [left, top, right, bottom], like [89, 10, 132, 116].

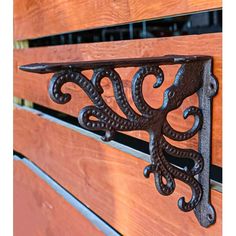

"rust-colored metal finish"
[20, 55, 218, 228]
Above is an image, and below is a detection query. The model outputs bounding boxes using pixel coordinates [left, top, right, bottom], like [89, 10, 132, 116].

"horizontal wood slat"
[14, 160, 105, 236]
[14, 106, 222, 236]
[14, 34, 222, 166]
[14, 0, 222, 40]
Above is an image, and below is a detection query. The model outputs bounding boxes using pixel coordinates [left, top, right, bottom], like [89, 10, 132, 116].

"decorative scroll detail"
[19, 55, 218, 227]
[48, 62, 206, 212]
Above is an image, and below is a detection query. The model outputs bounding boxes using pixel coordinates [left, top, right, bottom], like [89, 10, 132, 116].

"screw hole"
[207, 214, 213, 222]
[209, 83, 214, 90]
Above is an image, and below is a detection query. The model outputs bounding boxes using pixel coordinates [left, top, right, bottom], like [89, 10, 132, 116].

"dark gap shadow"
[28, 10, 222, 48]
[32, 103, 222, 183]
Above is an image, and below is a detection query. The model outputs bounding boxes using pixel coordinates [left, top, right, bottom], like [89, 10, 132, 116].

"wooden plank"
[13, 106, 222, 236]
[14, 33, 222, 166]
[13, 0, 222, 40]
[14, 160, 105, 236]
[14, 155, 120, 236]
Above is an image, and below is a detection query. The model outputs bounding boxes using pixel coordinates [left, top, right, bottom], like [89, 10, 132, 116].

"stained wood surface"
[14, 33, 222, 166]
[14, 160, 104, 236]
[14, 0, 222, 40]
[14, 106, 222, 236]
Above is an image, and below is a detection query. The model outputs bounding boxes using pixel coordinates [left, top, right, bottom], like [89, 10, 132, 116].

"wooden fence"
[14, 1, 222, 235]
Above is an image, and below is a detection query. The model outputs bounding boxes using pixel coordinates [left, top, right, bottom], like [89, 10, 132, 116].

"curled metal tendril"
[132, 65, 164, 116]
[163, 106, 203, 141]
[48, 62, 205, 212]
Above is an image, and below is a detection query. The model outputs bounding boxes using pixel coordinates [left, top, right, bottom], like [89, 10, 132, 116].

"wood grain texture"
[14, 106, 222, 236]
[14, 160, 104, 236]
[14, 33, 222, 166]
[14, 0, 222, 40]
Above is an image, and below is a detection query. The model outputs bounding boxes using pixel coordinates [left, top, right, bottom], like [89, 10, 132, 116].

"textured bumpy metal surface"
[20, 55, 218, 227]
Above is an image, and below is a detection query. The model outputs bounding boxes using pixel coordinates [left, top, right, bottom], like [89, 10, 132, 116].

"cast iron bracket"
[20, 55, 218, 228]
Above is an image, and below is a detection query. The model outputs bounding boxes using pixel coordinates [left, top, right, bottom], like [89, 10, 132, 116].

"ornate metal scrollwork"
[20, 55, 218, 228]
